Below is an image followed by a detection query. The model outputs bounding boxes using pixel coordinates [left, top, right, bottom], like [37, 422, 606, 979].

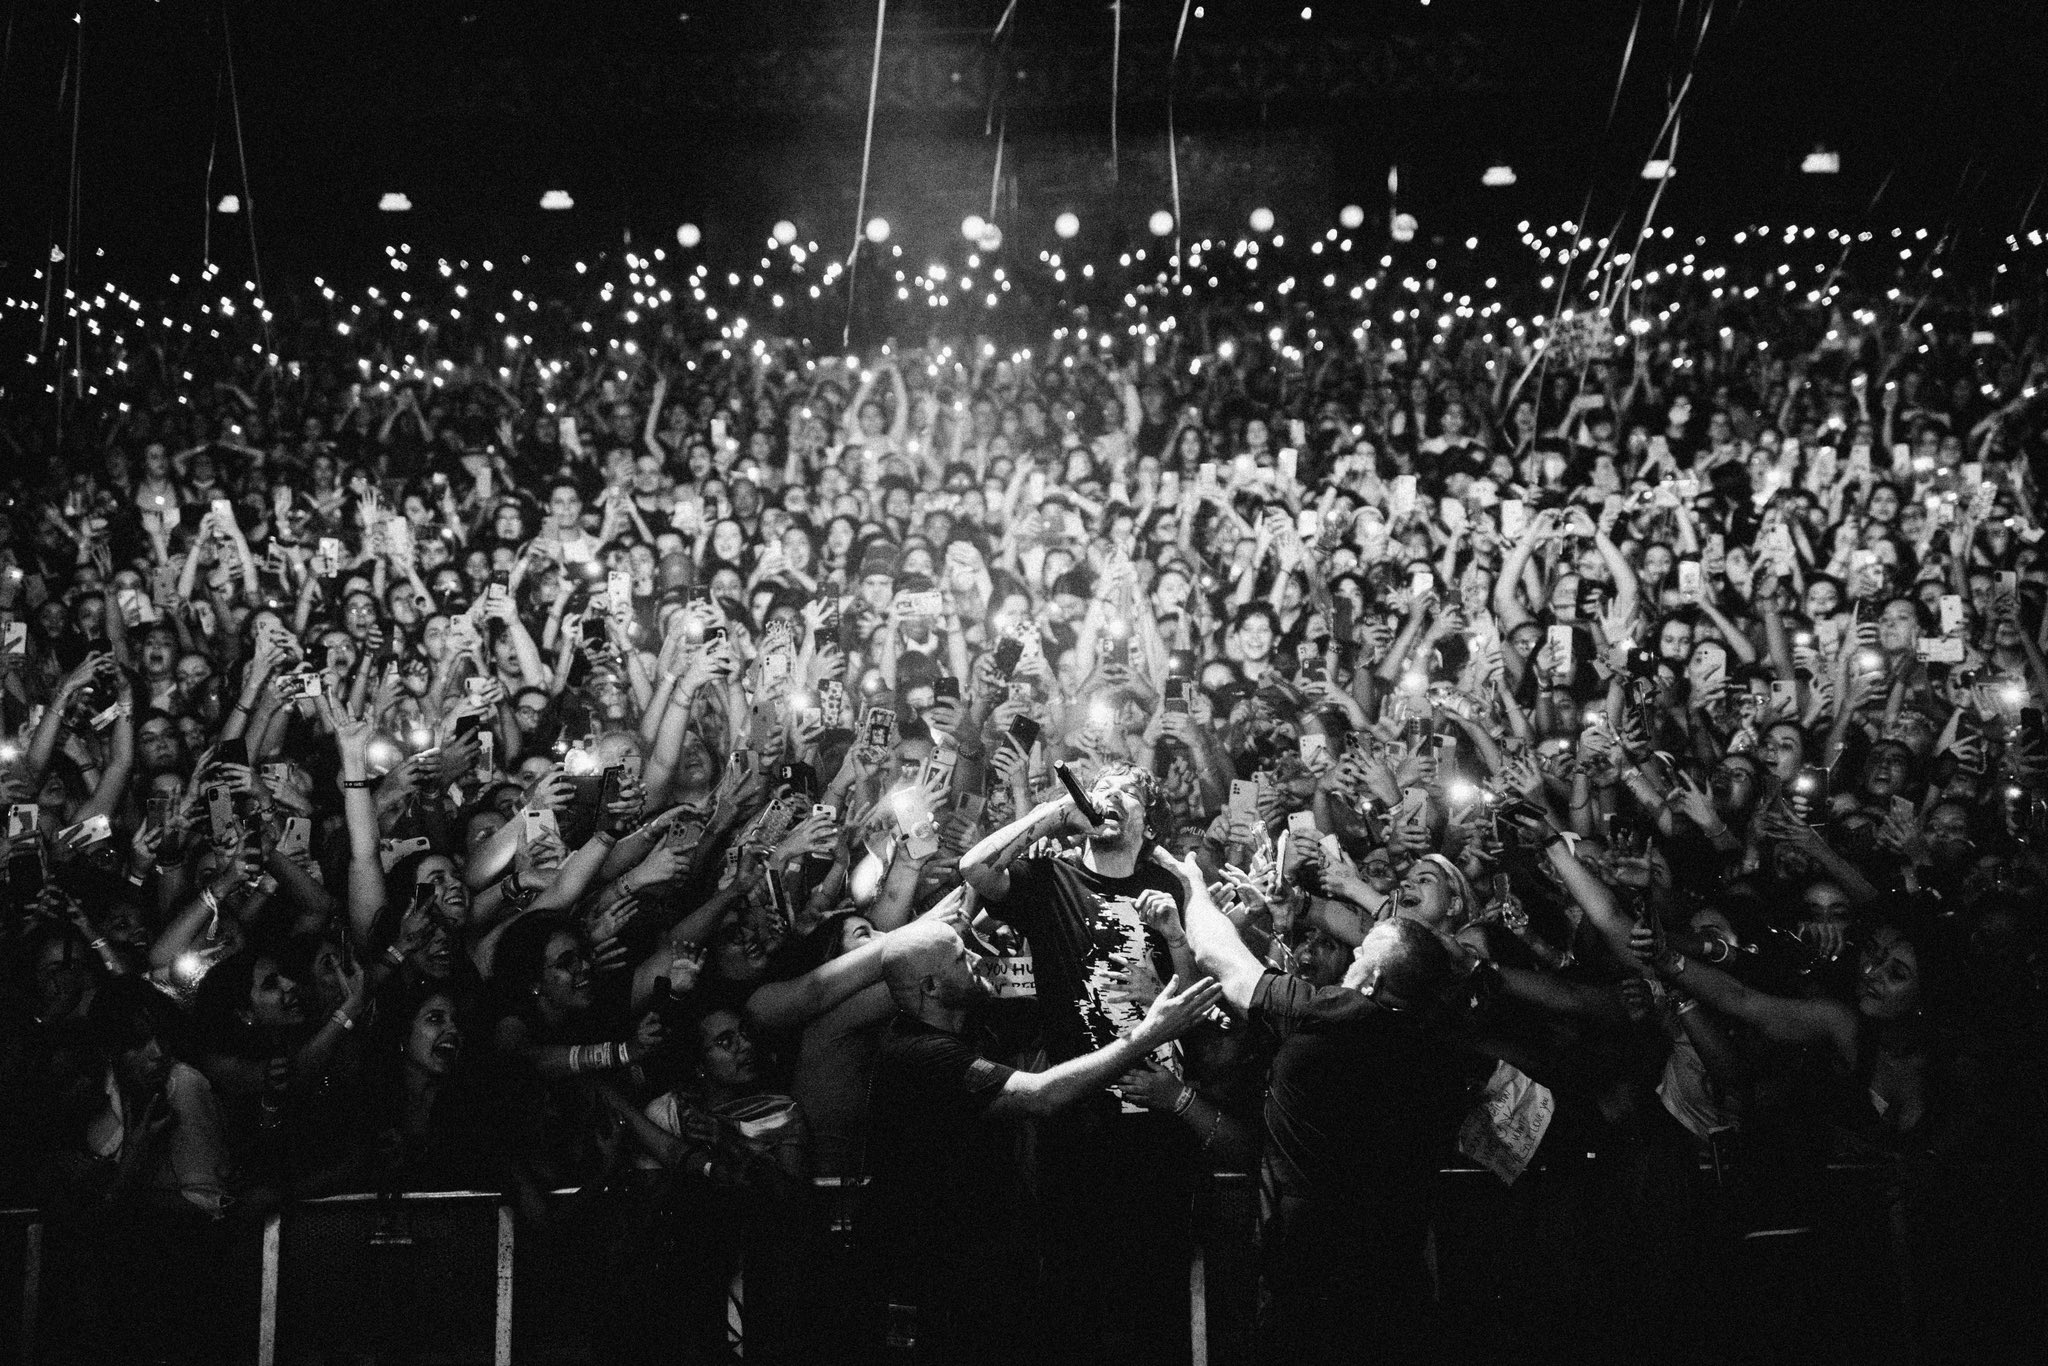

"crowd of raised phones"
[1, 228, 2045, 1365]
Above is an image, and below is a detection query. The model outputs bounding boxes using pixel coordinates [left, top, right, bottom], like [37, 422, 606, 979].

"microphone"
[1053, 761, 1104, 828]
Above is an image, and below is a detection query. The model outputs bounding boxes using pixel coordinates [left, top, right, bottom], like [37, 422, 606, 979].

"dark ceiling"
[2, 0, 2044, 278]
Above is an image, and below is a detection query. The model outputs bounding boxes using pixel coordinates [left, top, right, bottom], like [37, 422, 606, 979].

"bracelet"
[1171, 1086, 1197, 1118]
[1674, 997, 1699, 1016]
[1199, 1110, 1226, 1151]
[200, 887, 222, 917]
[90, 937, 111, 953]
[385, 945, 407, 969]
[341, 778, 375, 790]
[331, 1008, 355, 1031]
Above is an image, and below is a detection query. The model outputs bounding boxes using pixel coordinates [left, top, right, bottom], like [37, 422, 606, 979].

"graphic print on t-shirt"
[1078, 891, 1156, 1049]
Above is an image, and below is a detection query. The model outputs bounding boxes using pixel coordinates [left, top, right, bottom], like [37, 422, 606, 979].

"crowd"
[2, 218, 2046, 1366]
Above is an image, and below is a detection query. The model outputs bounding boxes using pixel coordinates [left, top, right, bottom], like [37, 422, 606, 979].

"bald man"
[860, 918, 1220, 1363]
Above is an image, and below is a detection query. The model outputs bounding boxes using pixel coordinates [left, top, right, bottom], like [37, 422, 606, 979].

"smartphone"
[1687, 642, 1727, 699]
[205, 782, 237, 835]
[1769, 679, 1799, 713]
[0, 621, 25, 660]
[1277, 448, 1300, 486]
[144, 795, 173, 838]
[1299, 731, 1331, 769]
[1604, 811, 1647, 858]
[1332, 597, 1355, 644]
[818, 679, 848, 728]
[1007, 715, 1041, 754]
[778, 761, 818, 797]
[277, 816, 312, 861]
[1228, 779, 1259, 829]
[580, 611, 611, 650]
[1163, 677, 1189, 714]
[861, 705, 898, 752]
[933, 675, 961, 702]
[216, 736, 249, 769]
[1793, 764, 1830, 821]
[990, 634, 1026, 682]
[277, 670, 324, 703]
[1285, 809, 1319, 867]
[1547, 625, 1577, 675]
[1677, 560, 1704, 600]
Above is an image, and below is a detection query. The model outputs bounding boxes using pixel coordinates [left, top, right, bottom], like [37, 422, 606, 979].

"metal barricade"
[5, 1157, 2039, 1365]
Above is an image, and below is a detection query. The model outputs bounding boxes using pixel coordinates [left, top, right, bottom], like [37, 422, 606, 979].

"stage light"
[1391, 212, 1418, 243]
[217, 195, 241, 214]
[978, 223, 1004, 251]
[1055, 211, 1081, 239]
[1338, 204, 1365, 230]
[1482, 164, 1517, 187]
[540, 190, 575, 210]
[1801, 147, 1840, 174]
[1148, 210, 1174, 236]
[961, 214, 987, 240]
[1640, 160, 1675, 180]
[771, 220, 798, 246]
[677, 223, 701, 248]
[865, 216, 891, 243]
[1249, 206, 1275, 233]
[378, 192, 413, 212]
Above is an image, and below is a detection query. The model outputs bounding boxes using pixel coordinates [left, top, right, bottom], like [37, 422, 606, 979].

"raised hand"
[1129, 974, 1225, 1050]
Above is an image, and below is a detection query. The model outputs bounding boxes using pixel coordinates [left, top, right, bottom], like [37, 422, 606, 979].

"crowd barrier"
[4, 1154, 2040, 1364]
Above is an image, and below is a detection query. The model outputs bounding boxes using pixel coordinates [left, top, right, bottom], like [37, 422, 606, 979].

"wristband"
[1170, 1086, 1197, 1118]
[90, 937, 111, 953]
[200, 887, 222, 918]
[1674, 997, 1699, 1016]
[385, 945, 407, 969]
[331, 1008, 355, 1031]
[341, 778, 375, 790]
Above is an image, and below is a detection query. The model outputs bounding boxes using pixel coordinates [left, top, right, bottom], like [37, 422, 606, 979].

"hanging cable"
[1109, 0, 1121, 182]
[843, 0, 888, 347]
[222, 3, 265, 312]
[1166, 0, 1192, 281]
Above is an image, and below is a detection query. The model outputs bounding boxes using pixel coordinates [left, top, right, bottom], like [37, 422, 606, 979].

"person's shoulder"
[1252, 971, 1375, 1029]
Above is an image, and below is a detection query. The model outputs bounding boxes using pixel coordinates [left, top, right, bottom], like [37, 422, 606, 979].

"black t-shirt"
[863, 1013, 1019, 1287]
[1249, 971, 1481, 1222]
[985, 854, 1185, 1065]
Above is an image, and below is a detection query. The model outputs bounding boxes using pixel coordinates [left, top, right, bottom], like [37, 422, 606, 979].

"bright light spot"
[1149, 210, 1174, 236]
[1482, 164, 1517, 187]
[772, 219, 798, 245]
[216, 194, 240, 214]
[961, 214, 987, 241]
[1249, 206, 1275, 233]
[1054, 211, 1081, 239]
[1391, 212, 1417, 243]
[677, 223, 702, 248]
[1640, 159, 1674, 180]
[378, 192, 413, 212]
[865, 216, 891, 243]
[1801, 147, 1841, 174]
[540, 190, 575, 210]
[1338, 203, 1365, 230]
